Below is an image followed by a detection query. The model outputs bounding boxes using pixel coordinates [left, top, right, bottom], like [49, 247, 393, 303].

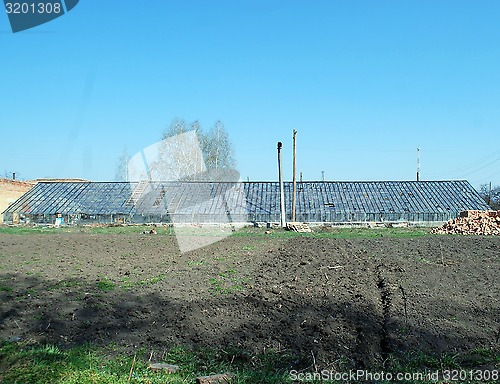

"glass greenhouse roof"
[3, 180, 490, 223]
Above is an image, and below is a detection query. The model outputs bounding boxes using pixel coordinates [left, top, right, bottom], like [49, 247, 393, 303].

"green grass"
[209, 269, 248, 295]
[0, 342, 297, 384]
[0, 284, 12, 292]
[231, 226, 432, 239]
[120, 274, 166, 290]
[46, 279, 83, 291]
[241, 245, 257, 250]
[1, 342, 497, 384]
[0, 225, 163, 235]
[96, 279, 116, 291]
[0, 224, 433, 238]
[186, 259, 205, 266]
[381, 350, 499, 384]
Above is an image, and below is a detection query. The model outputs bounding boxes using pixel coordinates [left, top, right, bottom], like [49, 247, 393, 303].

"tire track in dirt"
[375, 263, 392, 362]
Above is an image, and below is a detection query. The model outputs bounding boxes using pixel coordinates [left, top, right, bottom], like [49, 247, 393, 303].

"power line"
[470, 168, 500, 185]
[426, 149, 500, 178]
[460, 156, 500, 177]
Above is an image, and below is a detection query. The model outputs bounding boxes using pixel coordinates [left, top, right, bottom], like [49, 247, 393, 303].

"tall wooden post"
[278, 142, 286, 228]
[292, 130, 297, 222]
[488, 182, 492, 205]
[416, 147, 420, 181]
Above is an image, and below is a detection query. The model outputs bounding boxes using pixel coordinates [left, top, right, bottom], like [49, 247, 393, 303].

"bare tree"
[201, 120, 236, 181]
[121, 118, 237, 182]
[115, 147, 130, 181]
[157, 118, 236, 181]
[479, 183, 500, 210]
[150, 130, 205, 181]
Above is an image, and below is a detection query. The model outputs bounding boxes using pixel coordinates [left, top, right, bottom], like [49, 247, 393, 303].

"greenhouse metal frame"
[2, 180, 490, 225]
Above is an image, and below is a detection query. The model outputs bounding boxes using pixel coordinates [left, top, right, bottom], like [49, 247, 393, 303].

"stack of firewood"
[432, 210, 500, 235]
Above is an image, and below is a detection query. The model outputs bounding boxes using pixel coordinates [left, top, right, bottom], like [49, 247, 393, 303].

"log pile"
[432, 210, 500, 235]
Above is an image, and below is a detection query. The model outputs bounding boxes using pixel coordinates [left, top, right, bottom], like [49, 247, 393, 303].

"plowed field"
[0, 228, 498, 371]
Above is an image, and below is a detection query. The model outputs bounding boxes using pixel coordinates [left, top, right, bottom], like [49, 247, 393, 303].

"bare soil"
[0, 230, 498, 370]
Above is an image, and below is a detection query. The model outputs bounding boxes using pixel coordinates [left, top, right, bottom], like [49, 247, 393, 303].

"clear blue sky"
[1, 0, 499, 189]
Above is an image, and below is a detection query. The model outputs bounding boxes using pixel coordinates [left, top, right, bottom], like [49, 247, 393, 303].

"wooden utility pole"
[277, 142, 286, 228]
[292, 130, 297, 222]
[416, 147, 420, 181]
[488, 181, 492, 205]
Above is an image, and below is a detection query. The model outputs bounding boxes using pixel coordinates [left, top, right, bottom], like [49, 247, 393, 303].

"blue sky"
[1, 1, 499, 189]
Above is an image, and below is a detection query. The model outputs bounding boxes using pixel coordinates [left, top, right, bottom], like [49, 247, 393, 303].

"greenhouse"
[2, 180, 490, 225]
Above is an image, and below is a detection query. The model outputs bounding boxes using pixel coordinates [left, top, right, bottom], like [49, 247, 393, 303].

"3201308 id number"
[5, 2, 62, 14]
[443, 369, 498, 381]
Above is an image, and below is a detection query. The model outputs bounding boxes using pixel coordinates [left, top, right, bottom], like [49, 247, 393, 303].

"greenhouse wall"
[2, 180, 491, 225]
